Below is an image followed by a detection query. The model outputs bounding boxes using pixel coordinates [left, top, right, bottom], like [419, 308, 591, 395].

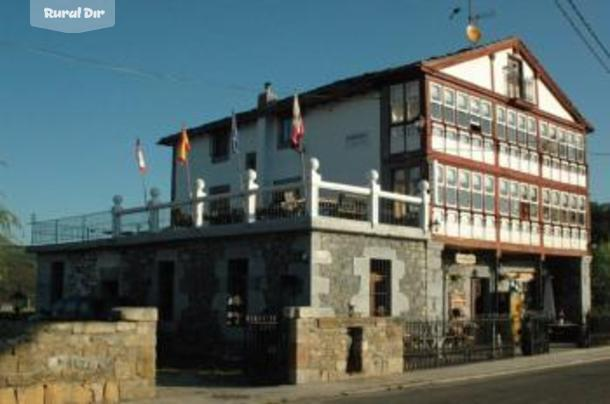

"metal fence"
[403, 316, 515, 371]
[31, 211, 114, 245]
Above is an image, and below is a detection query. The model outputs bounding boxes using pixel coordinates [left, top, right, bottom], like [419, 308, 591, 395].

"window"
[551, 191, 560, 223]
[278, 117, 292, 149]
[540, 121, 551, 154]
[50, 262, 65, 305]
[434, 163, 445, 206]
[510, 181, 520, 218]
[432, 124, 445, 151]
[499, 179, 510, 216]
[446, 128, 458, 156]
[158, 261, 175, 322]
[480, 100, 492, 135]
[390, 81, 421, 124]
[390, 123, 420, 154]
[559, 129, 568, 159]
[390, 126, 405, 154]
[446, 167, 458, 207]
[527, 117, 537, 149]
[370, 259, 392, 317]
[211, 132, 230, 161]
[457, 92, 469, 128]
[459, 131, 471, 159]
[472, 173, 483, 211]
[568, 132, 576, 161]
[390, 84, 405, 123]
[406, 124, 421, 151]
[392, 166, 421, 196]
[484, 176, 495, 214]
[496, 106, 506, 141]
[430, 82, 443, 121]
[458, 169, 471, 209]
[543, 189, 551, 222]
[406, 81, 420, 121]
[469, 96, 481, 129]
[506, 57, 524, 99]
[444, 88, 456, 124]
[245, 152, 257, 171]
[227, 259, 248, 327]
[519, 184, 530, 220]
[472, 134, 483, 162]
[483, 139, 495, 165]
[549, 125, 559, 156]
[507, 110, 517, 143]
[517, 114, 527, 146]
[576, 134, 585, 163]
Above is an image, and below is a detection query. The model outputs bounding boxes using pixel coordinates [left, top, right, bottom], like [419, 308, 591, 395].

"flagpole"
[185, 159, 193, 199]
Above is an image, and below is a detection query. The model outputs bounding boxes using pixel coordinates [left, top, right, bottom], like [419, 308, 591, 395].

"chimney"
[257, 82, 278, 110]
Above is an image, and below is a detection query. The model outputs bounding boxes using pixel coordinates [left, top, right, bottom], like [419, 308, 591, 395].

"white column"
[194, 178, 206, 228]
[419, 180, 431, 234]
[111, 195, 123, 237]
[147, 188, 161, 232]
[368, 169, 380, 225]
[244, 169, 259, 223]
[307, 158, 321, 218]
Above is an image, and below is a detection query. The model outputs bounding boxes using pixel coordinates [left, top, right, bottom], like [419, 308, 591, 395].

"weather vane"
[450, 0, 496, 45]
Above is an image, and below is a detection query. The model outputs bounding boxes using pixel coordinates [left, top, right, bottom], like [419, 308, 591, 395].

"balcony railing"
[31, 157, 430, 246]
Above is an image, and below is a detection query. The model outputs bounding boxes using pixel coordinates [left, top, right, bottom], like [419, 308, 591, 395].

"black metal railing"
[402, 316, 515, 371]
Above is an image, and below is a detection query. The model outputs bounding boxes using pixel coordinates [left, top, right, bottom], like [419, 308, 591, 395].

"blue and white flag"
[231, 111, 240, 154]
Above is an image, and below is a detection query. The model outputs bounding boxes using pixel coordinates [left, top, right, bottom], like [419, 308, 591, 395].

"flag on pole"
[134, 138, 147, 174]
[177, 127, 191, 164]
[290, 94, 305, 151]
[231, 111, 239, 155]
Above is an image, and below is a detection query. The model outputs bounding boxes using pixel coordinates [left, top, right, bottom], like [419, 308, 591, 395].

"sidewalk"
[141, 346, 610, 404]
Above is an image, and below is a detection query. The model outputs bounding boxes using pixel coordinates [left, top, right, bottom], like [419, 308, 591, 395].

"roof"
[158, 37, 592, 146]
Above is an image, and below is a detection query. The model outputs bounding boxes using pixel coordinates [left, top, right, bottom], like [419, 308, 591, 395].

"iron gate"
[243, 314, 289, 385]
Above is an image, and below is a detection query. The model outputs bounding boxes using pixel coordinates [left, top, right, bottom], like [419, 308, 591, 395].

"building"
[29, 37, 592, 350]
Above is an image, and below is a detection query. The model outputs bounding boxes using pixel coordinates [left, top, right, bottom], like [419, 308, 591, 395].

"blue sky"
[1, 0, 609, 243]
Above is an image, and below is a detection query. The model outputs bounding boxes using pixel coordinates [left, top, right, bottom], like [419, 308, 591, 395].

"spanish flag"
[177, 127, 191, 164]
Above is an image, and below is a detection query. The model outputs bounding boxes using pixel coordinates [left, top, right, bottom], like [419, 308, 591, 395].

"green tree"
[0, 184, 36, 306]
[592, 242, 610, 312]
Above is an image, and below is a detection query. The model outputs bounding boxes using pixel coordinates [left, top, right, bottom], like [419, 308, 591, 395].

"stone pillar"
[244, 169, 259, 223]
[147, 188, 161, 232]
[419, 180, 431, 234]
[194, 178, 206, 227]
[307, 158, 321, 218]
[425, 241, 445, 320]
[111, 195, 123, 237]
[368, 170, 380, 226]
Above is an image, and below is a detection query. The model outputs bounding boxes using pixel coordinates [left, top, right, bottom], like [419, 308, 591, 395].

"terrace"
[30, 158, 430, 248]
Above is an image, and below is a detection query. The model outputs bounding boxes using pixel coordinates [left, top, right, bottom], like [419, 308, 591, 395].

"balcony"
[504, 68, 535, 104]
[31, 158, 430, 247]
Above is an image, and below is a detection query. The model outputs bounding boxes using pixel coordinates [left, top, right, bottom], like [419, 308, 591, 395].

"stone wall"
[0, 307, 157, 403]
[311, 231, 442, 319]
[287, 309, 403, 384]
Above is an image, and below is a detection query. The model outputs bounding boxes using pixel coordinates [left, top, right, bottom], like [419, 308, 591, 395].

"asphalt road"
[323, 360, 610, 404]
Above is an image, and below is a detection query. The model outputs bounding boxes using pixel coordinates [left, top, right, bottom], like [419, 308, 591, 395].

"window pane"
[390, 84, 405, 123]
[390, 126, 405, 154]
[406, 81, 420, 120]
[405, 124, 421, 151]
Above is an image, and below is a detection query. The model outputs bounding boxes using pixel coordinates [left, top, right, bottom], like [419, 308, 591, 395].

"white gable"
[441, 55, 492, 90]
[537, 79, 574, 122]
[440, 47, 576, 123]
